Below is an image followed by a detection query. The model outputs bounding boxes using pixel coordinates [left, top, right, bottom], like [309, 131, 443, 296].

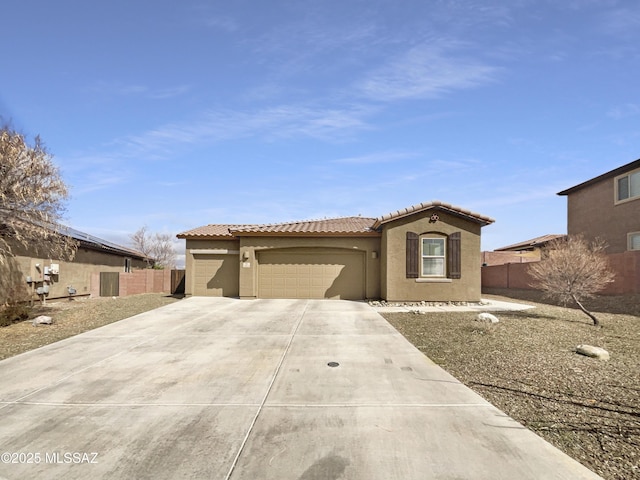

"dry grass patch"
[383, 294, 640, 480]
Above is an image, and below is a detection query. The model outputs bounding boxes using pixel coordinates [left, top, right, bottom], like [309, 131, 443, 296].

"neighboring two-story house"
[557, 159, 640, 253]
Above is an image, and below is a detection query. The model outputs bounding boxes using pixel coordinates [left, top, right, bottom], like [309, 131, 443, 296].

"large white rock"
[576, 345, 610, 361]
[32, 315, 53, 326]
[476, 313, 499, 323]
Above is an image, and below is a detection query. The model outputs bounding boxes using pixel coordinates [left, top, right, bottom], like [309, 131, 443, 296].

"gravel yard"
[1, 290, 638, 479]
[384, 291, 640, 480]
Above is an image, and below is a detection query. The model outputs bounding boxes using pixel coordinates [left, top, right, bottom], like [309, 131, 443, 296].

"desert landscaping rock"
[576, 345, 610, 361]
[476, 312, 499, 323]
[32, 315, 53, 326]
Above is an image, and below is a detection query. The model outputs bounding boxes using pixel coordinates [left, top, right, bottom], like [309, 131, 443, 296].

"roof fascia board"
[557, 159, 640, 196]
[373, 204, 494, 229]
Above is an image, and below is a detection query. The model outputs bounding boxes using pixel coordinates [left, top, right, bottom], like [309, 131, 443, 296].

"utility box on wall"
[29, 259, 44, 282]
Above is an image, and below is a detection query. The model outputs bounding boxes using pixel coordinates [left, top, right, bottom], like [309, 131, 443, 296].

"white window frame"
[124, 258, 132, 273]
[421, 236, 446, 277]
[629, 232, 640, 251]
[615, 167, 640, 204]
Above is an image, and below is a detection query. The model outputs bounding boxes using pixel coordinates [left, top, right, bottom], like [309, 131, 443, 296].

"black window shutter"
[406, 232, 419, 278]
[448, 232, 461, 279]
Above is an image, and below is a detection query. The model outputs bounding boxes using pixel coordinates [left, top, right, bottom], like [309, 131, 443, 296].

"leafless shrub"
[528, 235, 615, 326]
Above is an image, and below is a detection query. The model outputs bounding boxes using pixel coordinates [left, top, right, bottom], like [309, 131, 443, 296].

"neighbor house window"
[616, 169, 640, 202]
[124, 258, 132, 273]
[422, 237, 445, 276]
[629, 233, 640, 251]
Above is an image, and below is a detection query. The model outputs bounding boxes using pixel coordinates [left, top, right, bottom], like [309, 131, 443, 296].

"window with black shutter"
[448, 232, 461, 279]
[406, 232, 419, 278]
[407, 230, 462, 279]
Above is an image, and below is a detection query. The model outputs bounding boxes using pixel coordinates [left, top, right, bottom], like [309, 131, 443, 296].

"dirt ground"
[1, 290, 638, 479]
[384, 290, 640, 480]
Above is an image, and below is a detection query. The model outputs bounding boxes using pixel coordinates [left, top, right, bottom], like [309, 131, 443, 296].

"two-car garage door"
[191, 248, 366, 299]
[257, 248, 365, 300]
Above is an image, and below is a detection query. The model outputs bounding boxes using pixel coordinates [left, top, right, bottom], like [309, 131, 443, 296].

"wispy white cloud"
[118, 103, 375, 158]
[600, 6, 640, 38]
[607, 103, 640, 119]
[69, 172, 129, 195]
[357, 41, 500, 102]
[202, 15, 238, 32]
[88, 82, 191, 100]
[332, 151, 419, 164]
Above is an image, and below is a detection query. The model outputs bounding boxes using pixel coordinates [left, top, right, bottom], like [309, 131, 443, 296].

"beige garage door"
[193, 254, 239, 297]
[257, 249, 365, 299]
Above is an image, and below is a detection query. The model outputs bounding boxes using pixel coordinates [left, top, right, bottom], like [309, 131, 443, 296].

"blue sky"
[2, 1, 639, 267]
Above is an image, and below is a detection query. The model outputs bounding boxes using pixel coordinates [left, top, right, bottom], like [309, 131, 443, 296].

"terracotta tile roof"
[372, 200, 495, 228]
[231, 217, 377, 235]
[177, 218, 377, 238]
[495, 234, 566, 252]
[177, 201, 494, 239]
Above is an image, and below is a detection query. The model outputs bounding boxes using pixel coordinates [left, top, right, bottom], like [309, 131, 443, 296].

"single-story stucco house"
[3, 225, 149, 302]
[177, 201, 494, 302]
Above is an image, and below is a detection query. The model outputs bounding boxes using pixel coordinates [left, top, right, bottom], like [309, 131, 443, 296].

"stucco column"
[238, 244, 256, 299]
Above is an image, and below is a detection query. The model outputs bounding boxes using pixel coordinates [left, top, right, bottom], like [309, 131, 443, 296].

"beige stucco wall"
[380, 210, 483, 302]
[566, 176, 640, 254]
[238, 236, 381, 299]
[9, 246, 147, 300]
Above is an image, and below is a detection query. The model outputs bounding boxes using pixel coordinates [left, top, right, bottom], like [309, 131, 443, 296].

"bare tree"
[0, 125, 77, 264]
[130, 227, 176, 269]
[528, 235, 615, 326]
[130, 226, 153, 267]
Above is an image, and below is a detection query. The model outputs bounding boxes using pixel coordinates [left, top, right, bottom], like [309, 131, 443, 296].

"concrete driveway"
[0, 298, 602, 479]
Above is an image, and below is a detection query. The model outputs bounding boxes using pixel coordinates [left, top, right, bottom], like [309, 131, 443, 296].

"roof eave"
[558, 158, 640, 196]
[176, 234, 234, 240]
[227, 230, 380, 237]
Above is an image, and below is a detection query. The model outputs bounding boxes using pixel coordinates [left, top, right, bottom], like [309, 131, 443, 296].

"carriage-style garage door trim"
[257, 248, 365, 299]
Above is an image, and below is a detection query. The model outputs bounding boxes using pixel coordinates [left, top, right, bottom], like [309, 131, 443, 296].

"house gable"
[376, 205, 489, 302]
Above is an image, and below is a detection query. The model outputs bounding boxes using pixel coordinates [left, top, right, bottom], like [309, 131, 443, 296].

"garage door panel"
[193, 254, 239, 297]
[258, 249, 364, 300]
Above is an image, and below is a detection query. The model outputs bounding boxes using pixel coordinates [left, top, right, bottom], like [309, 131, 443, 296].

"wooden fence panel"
[171, 269, 186, 295]
[100, 272, 120, 297]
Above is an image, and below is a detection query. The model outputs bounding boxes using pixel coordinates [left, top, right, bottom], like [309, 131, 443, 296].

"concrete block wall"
[119, 270, 171, 296]
[482, 251, 640, 295]
[89, 270, 172, 297]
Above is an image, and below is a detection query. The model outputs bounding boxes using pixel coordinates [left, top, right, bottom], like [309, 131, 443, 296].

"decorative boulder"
[476, 313, 499, 323]
[576, 345, 610, 361]
[32, 315, 53, 326]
